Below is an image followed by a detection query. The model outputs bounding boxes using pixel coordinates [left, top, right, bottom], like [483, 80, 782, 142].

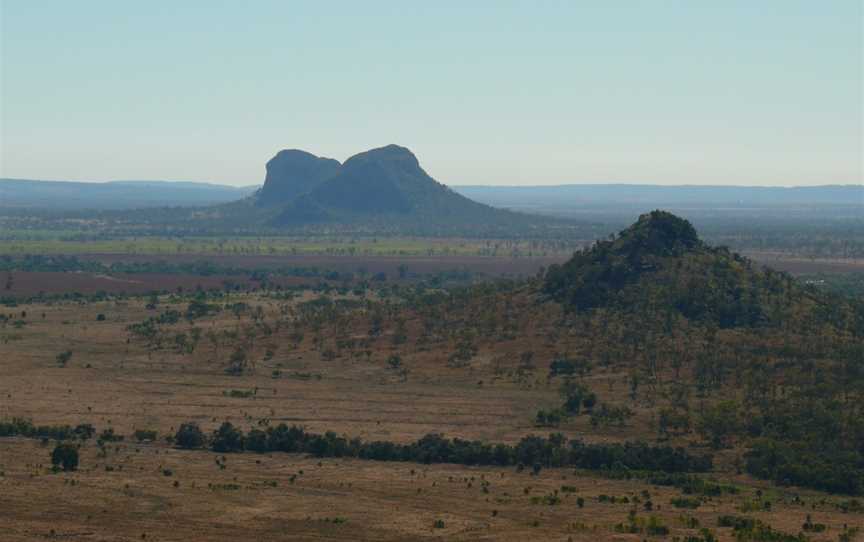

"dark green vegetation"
[543, 212, 864, 494]
[0, 254, 336, 279]
[0, 418, 95, 441]
[175, 421, 711, 473]
[544, 210, 821, 326]
[1, 414, 709, 473]
[50, 443, 79, 472]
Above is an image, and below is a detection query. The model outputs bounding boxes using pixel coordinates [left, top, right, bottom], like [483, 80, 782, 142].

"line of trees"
[0, 418, 94, 441]
[175, 421, 712, 473]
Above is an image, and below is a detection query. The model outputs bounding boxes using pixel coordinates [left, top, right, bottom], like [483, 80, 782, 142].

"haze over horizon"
[1, 1, 862, 187]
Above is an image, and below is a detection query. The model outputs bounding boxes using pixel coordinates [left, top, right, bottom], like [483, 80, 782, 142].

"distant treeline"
[0, 417, 712, 474]
[0, 254, 324, 278]
[0, 418, 95, 441]
[177, 421, 712, 473]
[0, 255, 483, 285]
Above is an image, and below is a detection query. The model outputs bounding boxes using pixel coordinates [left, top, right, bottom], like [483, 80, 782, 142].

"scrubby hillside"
[369, 211, 863, 494]
[543, 213, 864, 493]
[543, 211, 849, 329]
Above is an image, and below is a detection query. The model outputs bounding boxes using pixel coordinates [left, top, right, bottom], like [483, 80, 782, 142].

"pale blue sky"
[1, 1, 861, 186]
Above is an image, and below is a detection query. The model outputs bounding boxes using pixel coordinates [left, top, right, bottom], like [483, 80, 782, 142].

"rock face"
[256, 150, 340, 206]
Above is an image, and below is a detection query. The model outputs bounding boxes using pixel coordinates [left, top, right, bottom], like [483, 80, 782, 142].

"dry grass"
[0, 293, 861, 541]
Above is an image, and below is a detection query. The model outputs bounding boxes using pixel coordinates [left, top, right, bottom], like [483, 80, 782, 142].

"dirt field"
[1, 291, 861, 541]
[2, 437, 855, 542]
[0, 271, 323, 297]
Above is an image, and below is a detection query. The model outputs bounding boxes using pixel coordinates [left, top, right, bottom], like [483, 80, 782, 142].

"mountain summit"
[616, 210, 701, 257]
[257, 150, 341, 206]
[543, 211, 807, 327]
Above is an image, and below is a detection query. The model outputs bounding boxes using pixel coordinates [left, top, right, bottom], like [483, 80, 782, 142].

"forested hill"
[543, 210, 856, 329]
[536, 211, 864, 493]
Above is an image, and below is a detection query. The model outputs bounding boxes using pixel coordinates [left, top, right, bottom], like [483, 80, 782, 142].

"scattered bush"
[51, 443, 79, 471]
[134, 429, 158, 442]
[175, 423, 205, 449]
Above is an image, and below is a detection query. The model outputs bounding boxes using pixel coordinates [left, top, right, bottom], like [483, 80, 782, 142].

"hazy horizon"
[2, 1, 862, 187]
[2, 175, 862, 190]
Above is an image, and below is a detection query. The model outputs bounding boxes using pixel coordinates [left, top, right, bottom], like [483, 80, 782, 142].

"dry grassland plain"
[1, 280, 861, 542]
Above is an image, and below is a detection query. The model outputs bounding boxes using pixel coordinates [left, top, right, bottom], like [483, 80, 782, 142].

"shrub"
[134, 429, 158, 442]
[51, 443, 79, 471]
[211, 422, 244, 453]
[98, 428, 124, 442]
[175, 423, 205, 449]
[671, 496, 701, 509]
[56, 350, 73, 367]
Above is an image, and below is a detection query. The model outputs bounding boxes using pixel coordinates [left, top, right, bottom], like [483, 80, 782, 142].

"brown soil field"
[1, 292, 861, 541]
[1, 271, 317, 297]
[2, 437, 854, 542]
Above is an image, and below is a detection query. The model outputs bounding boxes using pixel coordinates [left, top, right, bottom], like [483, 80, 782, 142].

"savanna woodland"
[1, 208, 862, 541]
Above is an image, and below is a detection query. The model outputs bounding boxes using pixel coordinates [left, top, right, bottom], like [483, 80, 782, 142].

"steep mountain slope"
[256, 150, 341, 207]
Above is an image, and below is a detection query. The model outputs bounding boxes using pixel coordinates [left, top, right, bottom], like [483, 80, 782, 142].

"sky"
[1, 1, 861, 187]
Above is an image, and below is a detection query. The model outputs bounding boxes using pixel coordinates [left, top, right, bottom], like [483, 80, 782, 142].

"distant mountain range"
[0, 179, 258, 209]
[3, 157, 860, 225]
[453, 184, 864, 215]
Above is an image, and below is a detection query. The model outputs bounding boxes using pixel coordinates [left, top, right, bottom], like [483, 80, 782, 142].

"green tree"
[211, 422, 244, 453]
[697, 400, 741, 449]
[175, 423, 205, 449]
[51, 443, 79, 471]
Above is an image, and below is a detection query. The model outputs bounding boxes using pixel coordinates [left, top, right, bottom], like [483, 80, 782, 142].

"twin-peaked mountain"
[254, 145, 543, 229]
